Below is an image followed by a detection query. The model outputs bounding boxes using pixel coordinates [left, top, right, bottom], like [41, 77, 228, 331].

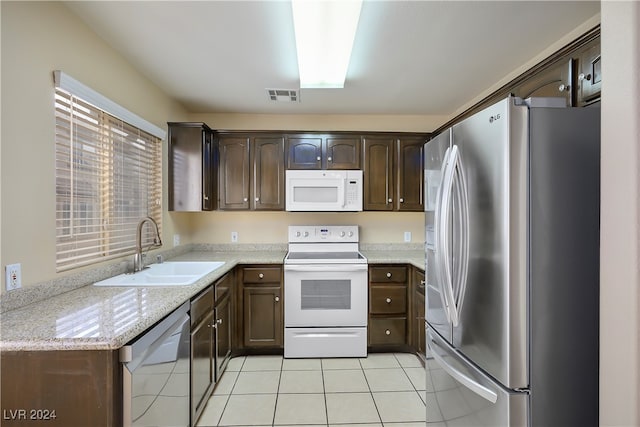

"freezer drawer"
[427, 328, 528, 427]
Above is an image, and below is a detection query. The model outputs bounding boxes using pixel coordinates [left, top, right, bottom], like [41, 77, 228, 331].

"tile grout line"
[359, 356, 385, 426]
[215, 356, 245, 427]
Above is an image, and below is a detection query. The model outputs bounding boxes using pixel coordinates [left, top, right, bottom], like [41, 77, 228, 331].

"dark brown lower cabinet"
[368, 265, 408, 349]
[240, 266, 283, 349]
[0, 350, 120, 427]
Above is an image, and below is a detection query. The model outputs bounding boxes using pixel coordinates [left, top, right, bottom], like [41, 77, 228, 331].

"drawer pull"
[385, 329, 391, 335]
[386, 297, 392, 304]
[386, 272, 392, 278]
[275, 296, 280, 302]
[258, 273, 264, 279]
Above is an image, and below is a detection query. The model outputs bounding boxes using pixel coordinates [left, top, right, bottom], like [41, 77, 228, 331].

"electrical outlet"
[173, 234, 180, 247]
[404, 231, 412, 243]
[5, 263, 21, 291]
[231, 231, 238, 243]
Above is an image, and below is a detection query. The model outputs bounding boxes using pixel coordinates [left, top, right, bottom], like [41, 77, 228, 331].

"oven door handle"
[284, 264, 368, 273]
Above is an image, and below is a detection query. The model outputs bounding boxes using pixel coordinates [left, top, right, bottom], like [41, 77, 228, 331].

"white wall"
[600, 1, 640, 425]
[0, 1, 192, 290]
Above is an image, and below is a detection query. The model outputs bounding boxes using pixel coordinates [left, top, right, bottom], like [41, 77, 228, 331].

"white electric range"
[283, 225, 368, 358]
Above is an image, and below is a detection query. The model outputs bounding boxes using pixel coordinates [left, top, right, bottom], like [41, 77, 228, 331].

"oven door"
[284, 263, 368, 327]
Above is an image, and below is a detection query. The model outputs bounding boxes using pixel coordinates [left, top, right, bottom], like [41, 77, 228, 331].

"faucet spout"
[133, 216, 162, 272]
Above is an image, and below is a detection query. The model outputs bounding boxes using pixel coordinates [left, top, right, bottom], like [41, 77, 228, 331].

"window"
[54, 72, 164, 271]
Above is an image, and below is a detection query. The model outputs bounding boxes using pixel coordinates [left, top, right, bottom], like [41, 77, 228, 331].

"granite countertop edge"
[1, 245, 424, 352]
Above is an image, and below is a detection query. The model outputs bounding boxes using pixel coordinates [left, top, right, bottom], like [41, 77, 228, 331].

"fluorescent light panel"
[292, 0, 363, 89]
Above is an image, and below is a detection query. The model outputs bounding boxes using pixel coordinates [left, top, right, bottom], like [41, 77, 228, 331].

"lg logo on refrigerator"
[489, 114, 501, 123]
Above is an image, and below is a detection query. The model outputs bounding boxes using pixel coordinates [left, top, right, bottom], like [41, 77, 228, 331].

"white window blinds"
[54, 85, 162, 271]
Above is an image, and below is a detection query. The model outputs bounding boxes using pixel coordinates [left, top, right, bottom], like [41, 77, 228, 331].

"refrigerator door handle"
[434, 146, 453, 322]
[439, 145, 461, 326]
[452, 146, 470, 319]
[429, 333, 498, 404]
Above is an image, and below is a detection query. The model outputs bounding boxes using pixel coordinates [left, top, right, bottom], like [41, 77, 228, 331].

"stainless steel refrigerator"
[424, 96, 600, 426]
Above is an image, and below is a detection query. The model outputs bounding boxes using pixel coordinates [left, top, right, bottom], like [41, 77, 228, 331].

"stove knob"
[295, 231, 301, 237]
[303, 231, 309, 237]
[340, 231, 345, 237]
[348, 231, 354, 237]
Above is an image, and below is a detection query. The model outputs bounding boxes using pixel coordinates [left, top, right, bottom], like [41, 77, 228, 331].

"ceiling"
[64, 1, 599, 116]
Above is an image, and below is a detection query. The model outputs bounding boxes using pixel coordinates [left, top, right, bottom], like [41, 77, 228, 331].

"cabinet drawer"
[369, 266, 407, 283]
[369, 318, 406, 345]
[243, 267, 281, 283]
[370, 285, 407, 314]
[191, 286, 214, 327]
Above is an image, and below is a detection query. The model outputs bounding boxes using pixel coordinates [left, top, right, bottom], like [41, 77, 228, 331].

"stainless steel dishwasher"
[121, 301, 190, 427]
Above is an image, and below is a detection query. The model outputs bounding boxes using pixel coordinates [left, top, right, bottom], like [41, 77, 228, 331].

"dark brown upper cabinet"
[513, 59, 574, 106]
[577, 39, 601, 106]
[218, 134, 285, 211]
[251, 137, 285, 210]
[286, 134, 360, 169]
[168, 122, 217, 211]
[397, 137, 425, 211]
[363, 136, 395, 211]
[363, 135, 427, 212]
[218, 136, 250, 210]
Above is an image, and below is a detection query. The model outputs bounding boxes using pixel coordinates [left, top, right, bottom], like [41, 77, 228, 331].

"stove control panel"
[288, 225, 359, 243]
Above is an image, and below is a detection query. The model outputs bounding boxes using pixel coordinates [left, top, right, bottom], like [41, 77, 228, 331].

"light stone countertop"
[0, 246, 424, 352]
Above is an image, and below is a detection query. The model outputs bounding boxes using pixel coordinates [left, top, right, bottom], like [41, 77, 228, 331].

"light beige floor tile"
[322, 357, 363, 370]
[404, 366, 428, 391]
[325, 392, 381, 424]
[212, 370, 239, 396]
[394, 352, 424, 368]
[359, 353, 401, 369]
[232, 370, 281, 394]
[364, 368, 414, 392]
[278, 370, 324, 393]
[372, 391, 426, 423]
[387, 423, 444, 427]
[197, 394, 229, 427]
[225, 356, 245, 372]
[323, 369, 369, 393]
[282, 358, 322, 370]
[241, 355, 283, 371]
[274, 393, 327, 425]
[218, 394, 277, 426]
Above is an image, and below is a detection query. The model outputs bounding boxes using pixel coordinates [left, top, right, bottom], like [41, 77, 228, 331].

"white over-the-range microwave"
[285, 170, 363, 212]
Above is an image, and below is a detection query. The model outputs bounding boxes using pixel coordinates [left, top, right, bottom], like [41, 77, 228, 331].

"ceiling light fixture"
[291, 0, 363, 89]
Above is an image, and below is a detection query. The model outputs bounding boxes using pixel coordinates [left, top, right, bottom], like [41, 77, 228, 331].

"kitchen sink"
[93, 261, 225, 287]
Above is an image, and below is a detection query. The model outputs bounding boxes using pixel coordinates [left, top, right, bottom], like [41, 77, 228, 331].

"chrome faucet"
[133, 216, 162, 272]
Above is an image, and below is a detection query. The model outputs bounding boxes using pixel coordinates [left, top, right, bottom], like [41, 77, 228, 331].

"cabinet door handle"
[420, 280, 426, 285]
[579, 72, 592, 81]
[274, 296, 280, 302]
[328, 156, 332, 162]
[243, 197, 248, 202]
[385, 329, 391, 335]
[316, 156, 321, 161]
[399, 198, 404, 203]
[388, 198, 393, 203]
[558, 83, 570, 92]
[203, 195, 209, 201]
[255, 197, 260, 202]
[386, 272, 392, 278]
[217, 319, 223, 325]
[386, 297, 392, 304]
[258, 273, 264, 279]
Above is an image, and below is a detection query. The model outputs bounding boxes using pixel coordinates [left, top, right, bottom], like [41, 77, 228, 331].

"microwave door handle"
[339, 178, 346, 208]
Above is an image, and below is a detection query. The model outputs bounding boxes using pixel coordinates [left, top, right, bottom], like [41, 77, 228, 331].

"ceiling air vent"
[266, 89, 299, 103]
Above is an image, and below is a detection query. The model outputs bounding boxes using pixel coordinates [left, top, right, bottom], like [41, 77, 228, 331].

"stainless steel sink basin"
[93, 261, 225, 287]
